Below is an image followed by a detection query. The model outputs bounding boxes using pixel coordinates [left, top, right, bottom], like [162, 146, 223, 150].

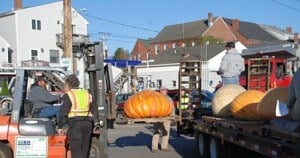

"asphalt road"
[107, 123, 199, 158]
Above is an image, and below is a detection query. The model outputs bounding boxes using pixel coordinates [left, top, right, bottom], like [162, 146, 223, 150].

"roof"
[153, 20, 209, 43]
[222, 18, 278, 41]
[104, 59, 141, 68]
[153, 16, 279, 44]
[148, 43, 226, 65]
[140, 38, 153, 48]
[242, 41, 297, 59]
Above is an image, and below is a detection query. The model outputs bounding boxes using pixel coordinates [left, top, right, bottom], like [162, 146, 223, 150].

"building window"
[37, 20, 41, 30]
[31, 50, 38, 60]
[155, 45, 160, 54]
[32, 19, 41, 30]
[72, 25, 76, 34]
[172, 43, 176, 49]
[163, 44, 167, 50]
[192, 42, 195, 46]
[50, 49, 60, 63]
[157, 79, 162, 89]
[31, 20, 36, 30]
[138, 53, 141, 60]
[172, 80, 176, 87]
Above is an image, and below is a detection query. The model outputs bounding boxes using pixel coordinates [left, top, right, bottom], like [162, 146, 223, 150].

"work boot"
[151, 149, 158, 153]
[161, 148, 170, 152]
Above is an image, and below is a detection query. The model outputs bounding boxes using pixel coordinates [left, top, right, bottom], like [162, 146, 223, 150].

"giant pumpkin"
[124, 90, 173, 118]
[256, 87, 289, 120]
[212, 84, 246, 117]
[231, 90, 265, 120]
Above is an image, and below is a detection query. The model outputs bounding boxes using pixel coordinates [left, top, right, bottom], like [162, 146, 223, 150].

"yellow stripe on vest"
[67, 89, 92, 117]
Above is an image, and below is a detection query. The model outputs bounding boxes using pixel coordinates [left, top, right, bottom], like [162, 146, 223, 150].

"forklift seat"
[23, 100, 33, 118]
[23, 99, 42, 118]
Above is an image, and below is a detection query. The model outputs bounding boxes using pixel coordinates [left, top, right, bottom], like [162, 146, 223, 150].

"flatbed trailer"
[194, 116, 300, 158]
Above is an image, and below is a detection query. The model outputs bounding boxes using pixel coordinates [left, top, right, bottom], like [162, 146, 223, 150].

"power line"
[80, 12, 159, 33]
[89, 35, 136, 43]
[272, 0, 300, 13]
[77, 27, 153, 40]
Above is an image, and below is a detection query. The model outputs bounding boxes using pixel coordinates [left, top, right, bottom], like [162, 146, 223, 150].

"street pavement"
[107, 123, 199, 158]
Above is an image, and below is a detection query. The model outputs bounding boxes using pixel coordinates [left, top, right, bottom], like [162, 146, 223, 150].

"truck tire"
[0, 142, 12, 158]
[209, 137, 227, 158]
[89, 138, 105, 158]
[195, 132, 209, 158]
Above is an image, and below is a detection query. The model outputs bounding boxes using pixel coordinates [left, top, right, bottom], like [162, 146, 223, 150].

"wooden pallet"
[126, 115, 179, 124]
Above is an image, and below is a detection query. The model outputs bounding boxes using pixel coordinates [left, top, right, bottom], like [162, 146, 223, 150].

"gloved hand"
[93, 122, 100, 133]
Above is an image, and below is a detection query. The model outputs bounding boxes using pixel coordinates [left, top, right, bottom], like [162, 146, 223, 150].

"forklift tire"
[89, 137, 105, 158]
[0, 142, 13, 158]
[115, 113, 128, 125]
[195, 132, 209, 158]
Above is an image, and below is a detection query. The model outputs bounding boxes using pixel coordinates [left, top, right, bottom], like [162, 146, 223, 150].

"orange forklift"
[0, 42, 114, 158]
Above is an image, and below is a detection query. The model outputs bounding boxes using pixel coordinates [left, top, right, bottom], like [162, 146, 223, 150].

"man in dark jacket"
[58, 74, 94, 158]
[27, 77, 60, 120]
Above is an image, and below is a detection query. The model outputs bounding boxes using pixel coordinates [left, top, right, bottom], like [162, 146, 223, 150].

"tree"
[0, 81, 11, 96]
[113, 47, 130, 60]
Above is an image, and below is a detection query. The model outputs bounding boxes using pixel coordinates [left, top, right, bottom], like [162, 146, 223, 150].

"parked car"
[115, 93, 133, 124]
[190, 90, 214, 116]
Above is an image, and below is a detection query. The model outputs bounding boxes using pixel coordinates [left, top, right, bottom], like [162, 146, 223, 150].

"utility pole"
[63, 0, 76, 73]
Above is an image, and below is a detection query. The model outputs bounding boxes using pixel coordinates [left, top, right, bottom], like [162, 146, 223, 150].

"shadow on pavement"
[109, 131, 152, 149]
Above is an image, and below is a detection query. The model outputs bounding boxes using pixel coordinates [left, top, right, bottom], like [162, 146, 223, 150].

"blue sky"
[1, 0, 300, 57]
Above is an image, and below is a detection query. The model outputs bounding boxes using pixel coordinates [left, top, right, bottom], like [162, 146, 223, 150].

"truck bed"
[194, 116, 300, 158]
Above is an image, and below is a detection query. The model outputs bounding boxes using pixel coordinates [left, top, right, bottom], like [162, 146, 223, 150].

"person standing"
[58, 74, 94, 158]
[27, 77, 60, 120]
[288, 67, 300, 121]
[218, 42, 245, 85]
[151, 86, 174, 153]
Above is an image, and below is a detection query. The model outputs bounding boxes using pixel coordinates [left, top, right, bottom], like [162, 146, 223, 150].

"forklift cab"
[10, 67, 68, 136]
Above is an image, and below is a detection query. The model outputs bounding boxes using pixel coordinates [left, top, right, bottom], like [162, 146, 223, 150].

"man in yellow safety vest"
[58, 74, 93, 158]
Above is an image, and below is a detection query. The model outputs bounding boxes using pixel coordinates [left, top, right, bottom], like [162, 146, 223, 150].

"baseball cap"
[160, 86, 168, 90]
[36, 77, 47, 83]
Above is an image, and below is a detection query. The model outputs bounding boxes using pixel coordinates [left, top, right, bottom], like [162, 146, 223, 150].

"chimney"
[14, 0, 22, 10]
[232, 19, 239, 32]
[294, 33, 299, 48]
[286, 27, 292, 34]
[208, 13, 213, 27]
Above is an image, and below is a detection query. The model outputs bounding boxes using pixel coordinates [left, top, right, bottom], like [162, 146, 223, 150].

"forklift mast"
[73, 41, 115, 158]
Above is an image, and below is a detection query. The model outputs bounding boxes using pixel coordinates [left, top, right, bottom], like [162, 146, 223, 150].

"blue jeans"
[38, 106, 60, 122]
[222, 76, 239, 85]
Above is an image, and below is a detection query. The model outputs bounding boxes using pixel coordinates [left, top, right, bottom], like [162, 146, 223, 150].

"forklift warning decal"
[15, 136, 48, 158]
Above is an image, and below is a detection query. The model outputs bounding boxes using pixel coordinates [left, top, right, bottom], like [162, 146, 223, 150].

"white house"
[0, 1, 89, 86]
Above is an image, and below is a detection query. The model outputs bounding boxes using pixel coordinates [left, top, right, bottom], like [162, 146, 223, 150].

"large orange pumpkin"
[231, 90, 265, 120]
[124, 90, 173, 118]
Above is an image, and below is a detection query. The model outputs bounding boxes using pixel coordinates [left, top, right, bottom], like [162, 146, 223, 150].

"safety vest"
[67, 89, 92, 117]
[177, 94, 189, 110]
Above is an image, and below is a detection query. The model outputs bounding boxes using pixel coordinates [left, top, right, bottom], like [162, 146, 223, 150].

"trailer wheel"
[89, 138, 105, 158]
[209, 137, 227, 158]
[0, 142, 13, 158]
[195, 132, 209, 158]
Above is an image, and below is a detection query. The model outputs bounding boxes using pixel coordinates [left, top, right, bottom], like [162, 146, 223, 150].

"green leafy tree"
[0, 81, 11, 96]
[113, 47, 130, 60]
